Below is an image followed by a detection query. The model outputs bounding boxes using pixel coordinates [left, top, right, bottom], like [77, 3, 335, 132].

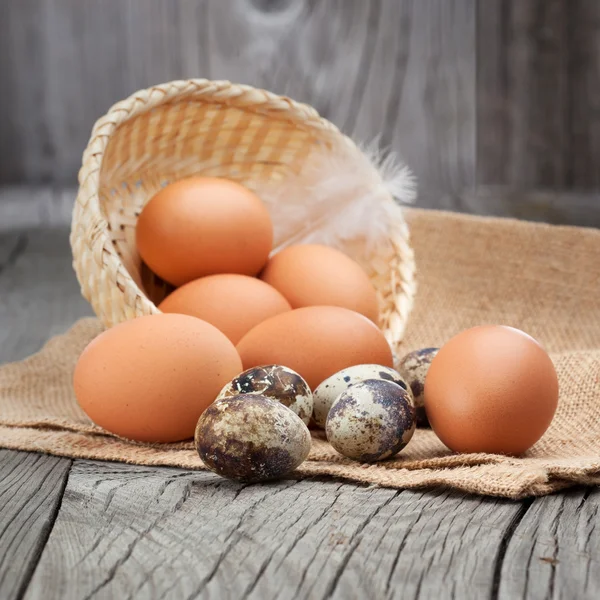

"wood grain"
[477, 0, 600, 190]
[0, 226, 80, 600]
[0, 188, 75, 233]
[568, 1, 600, 190]
[477, 0, 568, 187]
[0, 451, 71, 600]
[0, 0, 477, 210]
[0, 0, 50, 183]
[329, 489, 530, 599]
[499, 487, 600, 600]
[0, 231, 24, 279]
[24, 461, 527, 600]
[0, 226, 92, 364]
[265, 0, 477, 208]
[0, 227, 80, 600]
[2, 0, 600, 218]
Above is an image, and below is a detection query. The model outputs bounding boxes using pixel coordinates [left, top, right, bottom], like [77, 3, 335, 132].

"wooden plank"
[567, 1, 600, 190]
[259, 0, 477, 208]
[0, 187, 74, 232]
[0, 225, 83, 599]
[477, 0, 600, 191]
[24, 461, 528, 600]
[0, 451, 71, 600]
[499, 487, 600, 600]
[38, 0, 127, 184]
[353, 0, 476, 208]
[0, 231, 24, 274]
[3, 0, 599, 200]
[477, 0, 568, 188]
[0, 227, 92, 364]
[0, 222, 82, 600]
[331, 491, 531, 600]
[151, 0, 477, 208]
[0, 0, 477, 210]
[0, 0, 49, 183]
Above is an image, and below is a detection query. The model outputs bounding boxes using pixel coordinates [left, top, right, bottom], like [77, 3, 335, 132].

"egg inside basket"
[70, 79, 416, 350]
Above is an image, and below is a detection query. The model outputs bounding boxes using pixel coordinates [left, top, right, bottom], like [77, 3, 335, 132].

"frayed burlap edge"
[2, 208, 600, 498]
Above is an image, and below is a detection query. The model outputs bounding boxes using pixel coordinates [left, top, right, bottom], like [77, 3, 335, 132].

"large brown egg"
[424, 326, 559, 455]
[158, 274, 291, 344]
[260, 244, 379, 322]
[73, 313, 242, 442]
[236, 306, 393, 389]
[136, 177, 273, 286]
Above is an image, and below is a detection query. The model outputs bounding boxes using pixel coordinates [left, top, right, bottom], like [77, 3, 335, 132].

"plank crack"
[491, 498, 534, 600]
[181, 530, 245, 600]
[18, 459, 73, 600]
[547, 496, 566, 600]
[285, 483, 347, 598]
[384, 491, 439, 596]
[324, 489, 400, 599]
[79, 517, 158, 600]
[242, 485, 318, 598]
[181, 482, 297, 599]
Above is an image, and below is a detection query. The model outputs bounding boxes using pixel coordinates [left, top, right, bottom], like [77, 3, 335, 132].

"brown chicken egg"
[158, 274, 291, 344]
[73, 313, 242, 443]
[260, 244, 380, 322]
[424, 325, 559, 455]
[236, 306, 393, 389]
[136, 177, 273, 286]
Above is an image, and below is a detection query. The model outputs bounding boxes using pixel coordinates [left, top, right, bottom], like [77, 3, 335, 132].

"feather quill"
[261, 139, 416, 255]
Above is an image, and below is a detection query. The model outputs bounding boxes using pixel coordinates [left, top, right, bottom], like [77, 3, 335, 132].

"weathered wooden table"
[1, 191, 599, 600]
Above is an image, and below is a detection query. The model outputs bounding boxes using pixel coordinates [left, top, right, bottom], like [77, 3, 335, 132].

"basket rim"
[71, 78, 417, 344]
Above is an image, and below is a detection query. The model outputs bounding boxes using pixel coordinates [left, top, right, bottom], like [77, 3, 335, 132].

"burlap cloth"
[1, 208, 599, 498]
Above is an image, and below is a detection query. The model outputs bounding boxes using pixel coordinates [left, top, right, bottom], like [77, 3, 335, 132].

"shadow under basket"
[70, 79, 416, 350]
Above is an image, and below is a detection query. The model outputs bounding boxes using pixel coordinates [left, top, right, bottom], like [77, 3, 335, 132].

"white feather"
[261, 139, 416, 254]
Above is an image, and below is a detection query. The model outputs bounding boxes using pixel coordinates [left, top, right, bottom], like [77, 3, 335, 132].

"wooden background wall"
[0, 0, 599, 224]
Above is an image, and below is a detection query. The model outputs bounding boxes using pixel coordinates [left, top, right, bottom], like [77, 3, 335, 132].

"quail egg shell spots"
[313, 364, 410, 428]
[216, 365, 313, 425]
[397, 348, 439, 427]
[195, 394, 311, 482]
[326, 379, 416, 463]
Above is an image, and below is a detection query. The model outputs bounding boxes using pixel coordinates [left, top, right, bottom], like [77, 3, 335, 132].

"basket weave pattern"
[71, 79, 416, 349]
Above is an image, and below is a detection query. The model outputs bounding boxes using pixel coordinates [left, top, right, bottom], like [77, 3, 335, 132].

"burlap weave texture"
[1, 208, 599, 498]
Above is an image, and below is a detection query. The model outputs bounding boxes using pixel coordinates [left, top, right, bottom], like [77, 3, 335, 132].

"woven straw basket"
[71, 79, 416, 350]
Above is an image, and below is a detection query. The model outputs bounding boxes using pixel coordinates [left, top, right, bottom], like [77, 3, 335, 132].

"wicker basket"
[71, 79, 416, 350]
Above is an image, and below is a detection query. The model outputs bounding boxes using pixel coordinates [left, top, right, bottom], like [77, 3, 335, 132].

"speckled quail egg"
[313, 364, 410, 428]
[326, 379, 415, 462]
[195, 394, 311, 482]
[397, 348, 439, 427]
[217, 365, 313, 425]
